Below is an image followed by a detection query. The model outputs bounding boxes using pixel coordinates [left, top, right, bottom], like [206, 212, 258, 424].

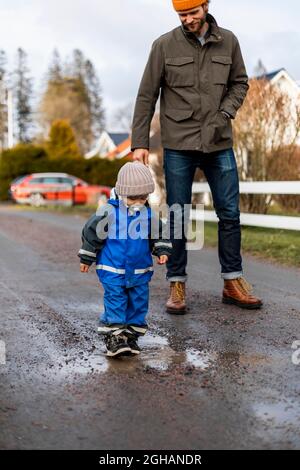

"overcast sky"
[0, 0, 299, 129]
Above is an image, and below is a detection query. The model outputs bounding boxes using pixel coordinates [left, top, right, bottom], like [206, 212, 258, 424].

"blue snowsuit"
[78, 197, 172, 335]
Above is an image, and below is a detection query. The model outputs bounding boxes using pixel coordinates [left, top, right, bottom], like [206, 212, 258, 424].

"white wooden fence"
[191, 181, 300, 231]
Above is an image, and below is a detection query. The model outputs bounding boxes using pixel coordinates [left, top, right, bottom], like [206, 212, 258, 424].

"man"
[131, 0, 263, 314]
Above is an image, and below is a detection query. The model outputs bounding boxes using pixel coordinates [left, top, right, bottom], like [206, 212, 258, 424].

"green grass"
[203, 222, 300, 268]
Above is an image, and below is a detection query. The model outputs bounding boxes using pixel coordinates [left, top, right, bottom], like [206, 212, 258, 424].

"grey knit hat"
[115, 162, 155, 197]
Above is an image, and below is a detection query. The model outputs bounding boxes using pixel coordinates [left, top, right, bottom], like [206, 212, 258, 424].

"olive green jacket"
[131, 14, 249, 153]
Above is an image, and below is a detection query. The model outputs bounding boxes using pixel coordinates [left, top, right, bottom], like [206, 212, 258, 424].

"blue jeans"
[164, 148, 243, 281]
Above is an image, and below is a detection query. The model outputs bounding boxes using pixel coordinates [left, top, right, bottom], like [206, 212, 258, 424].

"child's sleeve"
[78, 213, 107, 266]
[150, 214, 172, 258]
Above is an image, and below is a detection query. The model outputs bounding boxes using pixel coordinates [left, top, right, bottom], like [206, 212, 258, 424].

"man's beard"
[182, 15, 207, 35]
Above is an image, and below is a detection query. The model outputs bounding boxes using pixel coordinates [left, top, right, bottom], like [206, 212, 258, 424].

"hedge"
[0, 144, 130, 200]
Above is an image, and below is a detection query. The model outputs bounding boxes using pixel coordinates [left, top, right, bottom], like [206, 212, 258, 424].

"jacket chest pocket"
[211, 56, 232, 85]
[165, 57, 195, 87]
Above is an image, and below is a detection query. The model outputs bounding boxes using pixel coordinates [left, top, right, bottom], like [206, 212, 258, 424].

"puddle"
[37, 333, 218, 376]
[142, 347, 177, 371]
[140, 334, 175, 370]
[141, 334, 216, 372]
[186, 349, 217, 370]
[253, 399, 300, 427]
[139, 334, 169, 348]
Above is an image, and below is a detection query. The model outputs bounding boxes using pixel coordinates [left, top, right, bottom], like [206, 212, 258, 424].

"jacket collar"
[108, 198, 119, 207]
[180, 13, 223, 47]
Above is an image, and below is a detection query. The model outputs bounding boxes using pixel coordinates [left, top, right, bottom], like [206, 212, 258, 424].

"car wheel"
[29, 193, 45, 207]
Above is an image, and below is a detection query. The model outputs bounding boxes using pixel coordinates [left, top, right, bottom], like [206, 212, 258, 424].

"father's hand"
[133, 148, 149, 166]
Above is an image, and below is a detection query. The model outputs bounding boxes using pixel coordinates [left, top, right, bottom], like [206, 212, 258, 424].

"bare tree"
[113, 102, 134, 132]
[233, 78, 300, 213]
[269, 144, 300, 213]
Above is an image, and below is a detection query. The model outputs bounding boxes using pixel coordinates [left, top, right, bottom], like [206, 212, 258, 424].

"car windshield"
[59, 177, 74, 185]
[27, 177, 44, 184]
[42, 177, 61, 184]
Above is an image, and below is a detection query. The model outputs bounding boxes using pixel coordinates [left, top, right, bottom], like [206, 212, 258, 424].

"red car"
[10, 172, 111, 207]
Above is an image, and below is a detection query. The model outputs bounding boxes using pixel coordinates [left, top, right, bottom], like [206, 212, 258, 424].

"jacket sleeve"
[220, 35, 249, 119]
[150, 216, 172, 258]
[78, 213, 107, 266]
[131, 39, 165, 151]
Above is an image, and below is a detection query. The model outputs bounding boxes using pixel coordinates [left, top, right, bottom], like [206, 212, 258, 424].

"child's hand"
[157, 255, 168, 265]
[80, 263, 90, 273]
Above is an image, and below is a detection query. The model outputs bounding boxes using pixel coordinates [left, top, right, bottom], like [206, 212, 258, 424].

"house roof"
[85, 131, 131, 159]
[107, 136, 132, 160]
[108, 133, 130, 146]
[256, 68, 286, 81]
[254, 68, 300, 96]
[106, 129, 162, 159]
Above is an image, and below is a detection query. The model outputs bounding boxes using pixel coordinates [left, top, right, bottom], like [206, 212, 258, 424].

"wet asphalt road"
[0, 204, 299, 450]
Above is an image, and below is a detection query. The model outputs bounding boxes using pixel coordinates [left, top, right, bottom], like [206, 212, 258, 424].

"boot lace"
[171, 282, 185, 303]
[237, 277, 253, 295]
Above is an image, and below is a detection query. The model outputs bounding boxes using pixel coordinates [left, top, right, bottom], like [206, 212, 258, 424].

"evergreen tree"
[14, 48, 33, 142]
[47, 119, 81, 159]
[72, 48, 85, 80]
[0, 50, 8, 150]
[40, 49, 105, 153]
[0, 50, 6, 82]
[71, 49, 105, 136]
[84, 59, 105, 137]
[48, 48, 63, 83]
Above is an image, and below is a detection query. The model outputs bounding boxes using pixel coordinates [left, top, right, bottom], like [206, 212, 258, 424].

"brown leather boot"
[166, 281, 186, 315]
[223, 277, 263, 310]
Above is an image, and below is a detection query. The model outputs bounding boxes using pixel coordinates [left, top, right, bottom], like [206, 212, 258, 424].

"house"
[85, 128, 161, 163]
[106, 135, 132, 160]
[256, 68, 300, 146]
[85, 131, 132, 160]
[257, 68, 300, 101]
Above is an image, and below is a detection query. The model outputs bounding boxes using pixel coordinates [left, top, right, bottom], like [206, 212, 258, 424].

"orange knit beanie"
[172, 0, 207, 12]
